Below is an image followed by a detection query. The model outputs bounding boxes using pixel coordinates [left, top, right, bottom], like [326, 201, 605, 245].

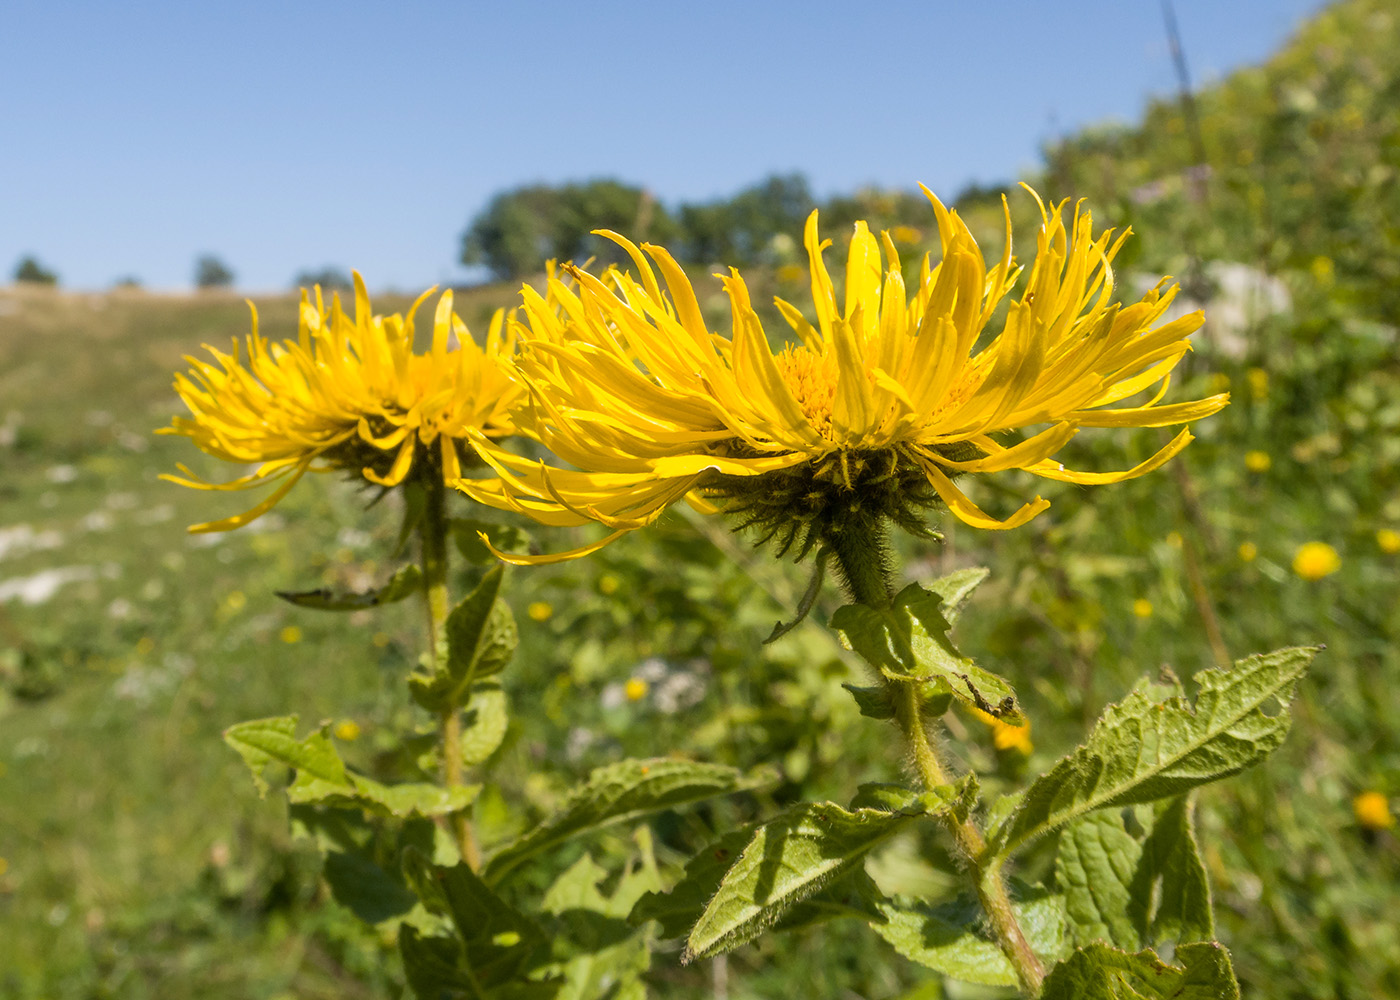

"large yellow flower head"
[164, 274, 521, 532]
[459, 187, 1227, 564]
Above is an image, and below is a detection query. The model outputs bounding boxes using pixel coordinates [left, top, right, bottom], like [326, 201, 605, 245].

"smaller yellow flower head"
[624, 678, 649, 701]
[280, 625, 303, 644]
[1244, 450, 1271, 473]
[162, 273, 520, 532]
[598, 574, 621, 596]
[1132, 598, 1153, 619]
[1377, 528, 1400, 555]
[334, 719, 361, 742]
[1246, 367, 1269, 400]
[1238, 541, 1258, 562]
[1354, 790, 1394, 830]
[1293, 541, 1341, 581]
[527, 601, 554, 622]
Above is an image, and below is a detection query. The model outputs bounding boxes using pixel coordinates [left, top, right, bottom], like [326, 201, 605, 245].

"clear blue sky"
[1, 0, 1327, 292]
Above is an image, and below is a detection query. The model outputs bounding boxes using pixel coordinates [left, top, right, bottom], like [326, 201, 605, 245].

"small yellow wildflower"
[1293, 542, 1340, 580]
[163, 274, 520, 532]
[971, 706, 1033, 754]
[334, 719, 361, 742]
[527, 601, 553, 622]
[1246, 367, 1269, 401]
[1238, 541, 1258, 562]
[1244, 451, 1271, 473]
[775, 263, 807, 285]
[1377, 529, 1400, 555]
[598, 574, 621, 596]
[624, 678, 649, 701]
[1310, 256, 1335, 286]
[1353, 791, 1393, 830]
[1208, 372, 1232, 395]
[135, 636, 155, 656]
[371, 631, 391, 648]
[1132, 598, 1153, 619]
[0, 858, 8, 877]
[224, 590, 246, 611]
[1166, 532, 1183, 549]
[888, 224, 922, 245]
[280, 625, 303, 644]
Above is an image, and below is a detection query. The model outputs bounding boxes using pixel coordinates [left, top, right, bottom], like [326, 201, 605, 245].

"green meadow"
[4, 1, 1400, 996]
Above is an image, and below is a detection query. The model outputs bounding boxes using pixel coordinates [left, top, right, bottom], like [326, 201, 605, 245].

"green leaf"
[1056, 810, 1142, 950]
[484, 759, 774, 883]
[452, 518, 533, 564]
[409, 566, 518, 711]
[926, 566, 990, 627]
[870, 888, 1065, 987]
[1039, 941, 1239, 1000]
[399, 924, 482, 1000]
[276, 564, 423, 611]
[322, 848, 418, 926]
[683, 794, 943, 962]
[990, 647, 1318, 858]
[842, 683, 952, 720]
[1131, 797, 1214, 945]
[224, 715, 478, 818]
[830, 582, 1023, 722]
[460, 681, 509, 766]
[541, 854, 656, 1000]
[224, 715, 346, 798]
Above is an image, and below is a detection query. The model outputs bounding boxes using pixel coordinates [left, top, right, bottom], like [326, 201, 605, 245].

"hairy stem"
[829, 518, 1045, 996]
[420, 477, 481, 870]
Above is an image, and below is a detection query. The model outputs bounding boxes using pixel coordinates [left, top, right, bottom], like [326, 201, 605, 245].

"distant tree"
[13, 256, 57, 286]
[194, 254, 235, 289]
[461, 179, 675, 281]
[678, 173, 814, 266]
[113, 276, 143, 290]
[293, 267, 353, 293]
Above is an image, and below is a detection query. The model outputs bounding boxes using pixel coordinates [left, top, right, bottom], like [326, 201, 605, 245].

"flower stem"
[419, 477, 481, 870]
[827, 518, 1045, 997]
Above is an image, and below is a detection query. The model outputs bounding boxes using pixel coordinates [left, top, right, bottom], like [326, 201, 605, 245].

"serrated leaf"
[224, 715, 346, 797]
[224, 714, 477, 818]
[485, 759, 774, 883]
[540, 854, 655, 1000]
[460, 682, 508, 765]
[991, 647, 1318, 858]
[323, 848, 418, 926]
[409, 566, 518, 711]
[628, 826, 758, 938]
[926, 566, 990, 627]
[870, 888, 1065, 987]
[683, 796, 940, 962]
[1131, 797, 1214, 945]
[830, 582, 1023, 722]
[276, 564, 423, 610]
[399, 924, 482, 1000]
[425, 855, 549, 988]
[1040, 941, 1239, 1000]
[1056, 811, 1142, 950]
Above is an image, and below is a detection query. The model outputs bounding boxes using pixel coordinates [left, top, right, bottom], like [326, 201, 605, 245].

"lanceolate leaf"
[276, 564, 423, 610]
[1131, 797, 1214, 945]
[870, 889, 1066, 987]
[484, 759, 775, 883]
[990, 647, 1318, 858]
[224, 715, 478, 818]
[409, 566, 518, 711]
[1055, 810, 1143, 950]
[1039, 941, 1240, 1000]
[683, 794, 949, 962]
[830, 582, 1024, 722]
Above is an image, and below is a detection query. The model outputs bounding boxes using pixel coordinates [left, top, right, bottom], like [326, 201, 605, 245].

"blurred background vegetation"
[2, 0, 1399, 996]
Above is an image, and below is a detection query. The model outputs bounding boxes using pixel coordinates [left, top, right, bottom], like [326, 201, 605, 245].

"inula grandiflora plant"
[168, 189, 1317, 999]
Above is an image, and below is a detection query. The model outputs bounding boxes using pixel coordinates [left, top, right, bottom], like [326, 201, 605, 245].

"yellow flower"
[162, 274, 520, 532]
[1246, 367, 1269, 401]
[371, 631, 392, 648]
[888, 224, 922, 245]
[460, 188, 1226, 562]
[1244, 450, 1271, 473]
[972, 706, 1032, 754]
[1132, 598, 1153, 619]
[1293, 541, 1340, 580]
[624, 678, 649, 701]
[1377, 529, 1400, 554]
[280, 625, 303, 644]
[598, 574, 621, 595]
[527, 601, 553, 622]
[1354, 791, 1393, 830]
[224, 590, 247, 612]
[334, 719, 361, 742]
[1238, 541, 1258, 562]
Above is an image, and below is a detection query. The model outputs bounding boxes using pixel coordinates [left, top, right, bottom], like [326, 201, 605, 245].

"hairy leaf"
[460, 681, 509, 766]
[1040, 941, 1239, 1000]
[831, 582, 1023, 722]
[484, 759, 774, 883]
[991, 647, 1318, 857]
[276, 563, 422, 610]
[1132, 797, 1214, 945]
[683, 793, 951, 962]
[409, 566, 518, 711]
[870, 889, 1065, 987]
[926, 566, 990, 626]
[1056, 810, 1142, 950]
